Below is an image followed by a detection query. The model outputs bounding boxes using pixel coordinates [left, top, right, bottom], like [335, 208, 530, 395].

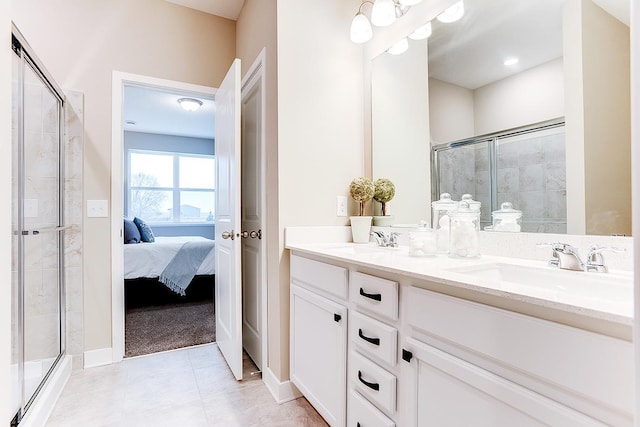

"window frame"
[126, 148, 215, 225]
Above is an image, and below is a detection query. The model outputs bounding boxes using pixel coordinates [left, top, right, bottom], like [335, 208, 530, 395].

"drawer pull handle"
[358, 370, 380, 391]
[359, 288, 382, 301]
[358, 328, 380, 346]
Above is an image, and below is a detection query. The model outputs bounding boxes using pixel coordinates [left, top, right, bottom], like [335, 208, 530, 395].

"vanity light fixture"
[503, 57, 519, 66]
[437, 0, 464, 23]
[387, 37, 409, 55]
[177, 97, 203, 112]
[350, 2, 374, 43]
[409, 21, 432, 40]
[371, 0, 397, 27]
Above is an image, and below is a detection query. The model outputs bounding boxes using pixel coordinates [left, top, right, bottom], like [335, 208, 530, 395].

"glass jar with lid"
[408, 221, 436, 257]
[449, 201, 480, 258]
[431, 193, 457, 253]
[491, 202, 522, 232]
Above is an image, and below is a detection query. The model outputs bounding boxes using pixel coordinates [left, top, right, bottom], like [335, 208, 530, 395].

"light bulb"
[387, 38, 409, 55]
[399, 0, 423, 5]
[177, 98, 203, 112]
[409, 22, 432, 40]
[350, 12, 373, 43]
[437, 0, 464, 23]
[371, 0, 396, 27]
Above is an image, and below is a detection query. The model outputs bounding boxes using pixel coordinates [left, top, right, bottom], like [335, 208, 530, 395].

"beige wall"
[429, 78, 475, 144]
[474, 58, 565, 135]
[12, 0, 236, 351]
[276, 0, 364, 379]
[564, 0, 631, 236]
[2, 0, 12, 421]
[236, 0, 285, 379]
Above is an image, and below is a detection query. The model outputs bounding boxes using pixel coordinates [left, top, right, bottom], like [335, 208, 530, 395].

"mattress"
[124, 236, 215, 280]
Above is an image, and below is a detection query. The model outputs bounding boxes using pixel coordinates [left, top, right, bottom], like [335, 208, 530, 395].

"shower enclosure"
[11, 26, 66, 425]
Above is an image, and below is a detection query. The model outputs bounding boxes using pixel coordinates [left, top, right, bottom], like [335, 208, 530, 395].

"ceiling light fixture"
[437, 0, 464, 23]
[387, 37, 409, 55]
[350, 2, 374, 43]
[177, 97, 203, 112]
[409, 21, 432, 40]
[504, 57, 519, 66]
[371, 0, 396, 27]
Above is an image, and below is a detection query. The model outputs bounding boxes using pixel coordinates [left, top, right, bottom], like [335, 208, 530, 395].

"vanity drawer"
[350, 351, 397, 415]
[290, 254, 348, 300]
[350, 311, 397, 367]
[350, 272, 398, 320]
[348, 390, 395, 427]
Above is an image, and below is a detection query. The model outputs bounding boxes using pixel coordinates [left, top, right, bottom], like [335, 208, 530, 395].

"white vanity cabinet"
[401, 286, 633, 426]
[288, 250, 633, 427]
[290, 255, 348, 427]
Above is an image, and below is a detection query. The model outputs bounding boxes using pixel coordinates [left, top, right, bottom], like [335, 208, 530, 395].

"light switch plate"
[337, 196, 348, 217]
[87, 199, 109, 218]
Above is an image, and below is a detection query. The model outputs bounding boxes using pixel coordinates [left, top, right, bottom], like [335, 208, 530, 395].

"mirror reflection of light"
[409, 22, 432, 40]
[350, 12, 373, 43]
[388, 38, 409, 55]
[371, 0, 396, 27]
[437, 0, 464, 23]
[503, 57, 519, 66]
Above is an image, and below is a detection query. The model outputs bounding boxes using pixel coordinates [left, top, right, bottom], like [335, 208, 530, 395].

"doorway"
[111, 56, 267, 375]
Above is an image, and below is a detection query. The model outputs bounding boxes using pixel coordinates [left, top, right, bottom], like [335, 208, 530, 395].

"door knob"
[221, 231, 235, 240]
[239, 230, 262, 239]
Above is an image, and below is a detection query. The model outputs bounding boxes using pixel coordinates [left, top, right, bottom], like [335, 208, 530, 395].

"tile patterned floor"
[46, 344, 328, 427]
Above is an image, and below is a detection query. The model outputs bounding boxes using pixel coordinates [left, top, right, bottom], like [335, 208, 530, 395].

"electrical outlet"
[87, 199, 109, 218]
[336, 196, 348, 217]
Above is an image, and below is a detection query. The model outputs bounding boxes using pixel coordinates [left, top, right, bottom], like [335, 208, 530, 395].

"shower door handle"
[22, 225, 70, 235]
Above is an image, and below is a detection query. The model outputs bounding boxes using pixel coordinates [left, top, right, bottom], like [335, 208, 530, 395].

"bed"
[124, 236, 215, 280]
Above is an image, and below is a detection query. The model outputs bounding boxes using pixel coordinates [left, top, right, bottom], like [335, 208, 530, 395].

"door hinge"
[334, 313, 342, 323]
[402, 349, 413, 363]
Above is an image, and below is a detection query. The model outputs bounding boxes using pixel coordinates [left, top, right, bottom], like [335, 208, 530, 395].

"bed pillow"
[123, 219, 141, 244]
[134, 217, 155, 243]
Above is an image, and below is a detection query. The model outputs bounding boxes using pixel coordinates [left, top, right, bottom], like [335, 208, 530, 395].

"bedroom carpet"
[125, 301, 216, 358]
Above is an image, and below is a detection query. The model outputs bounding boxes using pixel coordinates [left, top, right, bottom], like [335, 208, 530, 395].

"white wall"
[2, 0, 13, 422]
[372, 41, 431, 224]
[474, 58, 565, 135]
[12, 0, 236, 353]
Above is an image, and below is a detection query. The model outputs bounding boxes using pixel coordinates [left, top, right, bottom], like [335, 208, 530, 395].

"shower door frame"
[11, 23, 67, 424]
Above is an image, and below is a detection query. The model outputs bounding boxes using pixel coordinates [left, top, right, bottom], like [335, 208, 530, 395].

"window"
[127, 150, 215, 223]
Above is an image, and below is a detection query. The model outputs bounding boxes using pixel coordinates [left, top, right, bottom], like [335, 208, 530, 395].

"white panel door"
[215, 58, 243, 380]
[240, 72, 263, 370]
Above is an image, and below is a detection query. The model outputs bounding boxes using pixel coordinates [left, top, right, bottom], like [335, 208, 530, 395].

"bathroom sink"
[446, 262, 633, 304]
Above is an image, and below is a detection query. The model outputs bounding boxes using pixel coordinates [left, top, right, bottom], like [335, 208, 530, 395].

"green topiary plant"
[373, 178, 395, 216]
[349, 177, 375, 216]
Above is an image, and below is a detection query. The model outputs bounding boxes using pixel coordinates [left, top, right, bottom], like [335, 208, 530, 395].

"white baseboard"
[83, 347, 113, 368]
[263, 367, 302, 404]
[19, 355, 72, 427]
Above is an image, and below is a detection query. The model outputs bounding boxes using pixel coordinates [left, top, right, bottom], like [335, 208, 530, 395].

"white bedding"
[124, 236, 215, 280]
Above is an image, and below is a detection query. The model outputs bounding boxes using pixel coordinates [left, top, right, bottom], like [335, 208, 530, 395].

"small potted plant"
[373, 178, 395, 226]
[349, 177, 374, 243]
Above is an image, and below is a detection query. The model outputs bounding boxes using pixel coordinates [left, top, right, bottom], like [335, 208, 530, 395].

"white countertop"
[286, 242, 633, 327]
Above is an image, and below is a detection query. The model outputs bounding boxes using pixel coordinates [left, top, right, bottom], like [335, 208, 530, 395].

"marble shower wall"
[436, 126, 567, 232]
[64, 90, 84, 370]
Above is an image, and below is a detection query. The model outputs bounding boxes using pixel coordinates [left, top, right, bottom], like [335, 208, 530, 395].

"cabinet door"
[290, 284, 347, 427]
[402, 338, 604, 427]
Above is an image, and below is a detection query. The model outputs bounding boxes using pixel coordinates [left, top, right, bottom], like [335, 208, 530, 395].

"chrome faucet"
[537, 243, 624, 273]
[370, 231, 399, 248]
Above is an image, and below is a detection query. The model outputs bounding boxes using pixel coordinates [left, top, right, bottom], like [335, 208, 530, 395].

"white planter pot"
[373, 215, 394, 226]
[350, 216, 372, 243]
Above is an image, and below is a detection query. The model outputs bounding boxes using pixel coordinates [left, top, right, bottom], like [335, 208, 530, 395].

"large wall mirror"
[371, 0, 631, 235]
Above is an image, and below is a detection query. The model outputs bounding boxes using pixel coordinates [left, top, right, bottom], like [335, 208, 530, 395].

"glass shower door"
[11, 34, 65, 421]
